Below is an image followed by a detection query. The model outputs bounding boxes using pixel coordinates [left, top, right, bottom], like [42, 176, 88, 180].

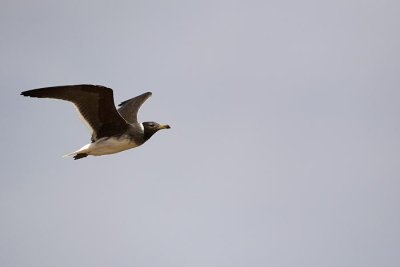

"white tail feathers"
[62, 152, 76, 158]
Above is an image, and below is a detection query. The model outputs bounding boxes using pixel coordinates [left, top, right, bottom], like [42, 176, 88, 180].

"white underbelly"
[77, 137, 139, 156]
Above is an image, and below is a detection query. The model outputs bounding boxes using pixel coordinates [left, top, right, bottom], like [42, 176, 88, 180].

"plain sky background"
[1, 0, 399, 266]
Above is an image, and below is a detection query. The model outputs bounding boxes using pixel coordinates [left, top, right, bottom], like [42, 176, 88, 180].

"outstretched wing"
[21, 84, 128, 140]
[117, 92, 152, 124]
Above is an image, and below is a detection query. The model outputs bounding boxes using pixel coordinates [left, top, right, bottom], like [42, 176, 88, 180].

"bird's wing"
[21, 84, 128, 140]
[117, 92, 152, 124]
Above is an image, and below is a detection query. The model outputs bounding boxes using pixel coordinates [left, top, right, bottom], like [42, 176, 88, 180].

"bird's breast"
[88, 136, 139, 155]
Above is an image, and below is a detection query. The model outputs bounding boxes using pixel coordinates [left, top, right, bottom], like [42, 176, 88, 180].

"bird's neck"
[143, 129, 157, 142]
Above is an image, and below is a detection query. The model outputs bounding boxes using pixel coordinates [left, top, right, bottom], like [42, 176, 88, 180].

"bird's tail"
[63, 144, 90, 160]
[62, 152, 88, 160]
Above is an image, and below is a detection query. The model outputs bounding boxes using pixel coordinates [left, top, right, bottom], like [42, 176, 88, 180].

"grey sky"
[1, 0, 399, 266]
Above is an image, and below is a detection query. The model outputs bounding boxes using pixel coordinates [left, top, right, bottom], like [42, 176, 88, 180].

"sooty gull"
[21, 84, 170, 160]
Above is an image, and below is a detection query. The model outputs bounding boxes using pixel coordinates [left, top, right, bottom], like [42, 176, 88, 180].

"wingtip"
[141, 91, 152, 98]
[21, 89, 35, 97]
[118, 91, 153, 106]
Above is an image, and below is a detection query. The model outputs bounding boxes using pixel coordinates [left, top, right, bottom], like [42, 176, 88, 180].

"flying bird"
[21, 84, 170, 160]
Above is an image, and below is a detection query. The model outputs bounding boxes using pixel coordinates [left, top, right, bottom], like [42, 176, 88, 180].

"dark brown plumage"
[21, 84, 170, 159]
[21, 84, 129, 140]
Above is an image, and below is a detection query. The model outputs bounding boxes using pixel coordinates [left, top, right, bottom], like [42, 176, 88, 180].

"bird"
[21, 84, 170, 160]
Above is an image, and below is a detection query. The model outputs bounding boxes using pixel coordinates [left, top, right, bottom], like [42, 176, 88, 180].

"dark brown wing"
[21, 84, 128, 140]
[118, 92, 152, 124]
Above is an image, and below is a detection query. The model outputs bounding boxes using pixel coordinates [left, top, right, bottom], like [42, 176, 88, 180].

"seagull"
[21, 84, 170, 160]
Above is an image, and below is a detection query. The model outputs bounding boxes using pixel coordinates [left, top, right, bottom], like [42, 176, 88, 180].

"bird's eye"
[148, 123, 155, 127]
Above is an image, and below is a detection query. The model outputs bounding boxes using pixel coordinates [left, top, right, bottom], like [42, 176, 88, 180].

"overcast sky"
[1, 0, 400, 266]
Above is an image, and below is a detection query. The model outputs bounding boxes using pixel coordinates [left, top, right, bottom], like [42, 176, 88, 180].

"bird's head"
[142, 121, 171, 140]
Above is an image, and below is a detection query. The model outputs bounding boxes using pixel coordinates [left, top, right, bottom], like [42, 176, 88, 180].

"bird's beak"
[158, 124, 171, 130]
